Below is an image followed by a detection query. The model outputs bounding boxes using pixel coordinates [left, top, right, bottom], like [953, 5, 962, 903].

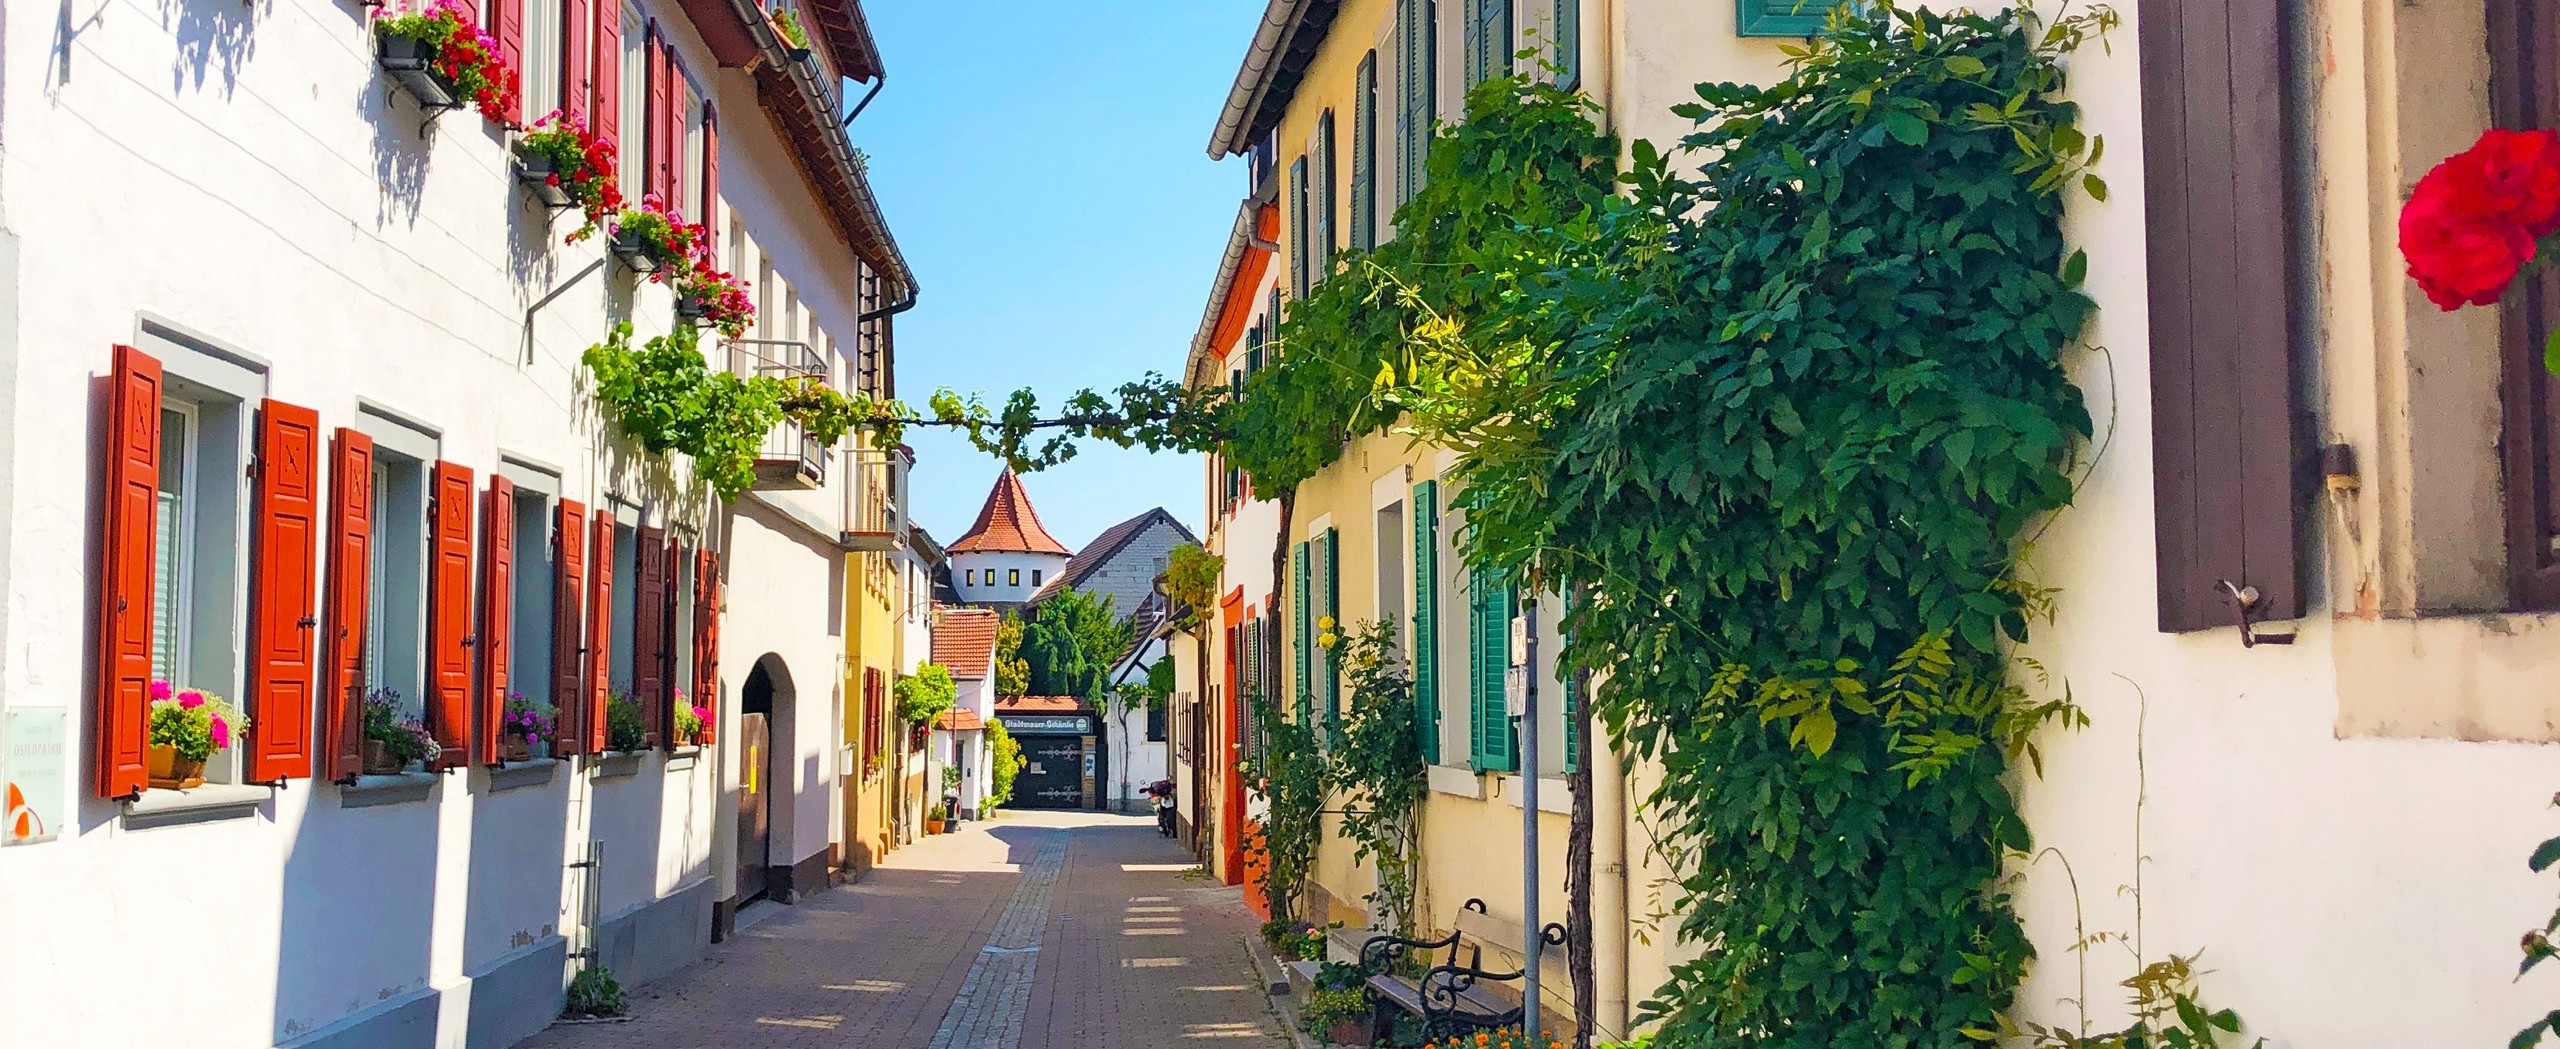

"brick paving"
[518, 810, 1288, 1049]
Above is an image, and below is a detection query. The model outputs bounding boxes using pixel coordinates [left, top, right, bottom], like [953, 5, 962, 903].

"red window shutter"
[495, 0, 526, 125]
[701, 105, 719, 244]
[247, 400, 321, 784]
[427, 463, 476, 768]
[661, 533, 682, 745]
[551, 499, 589, 755]
[322, 429, 374, 781]
[2138, 0, 2302, 632]
[634, 524, 667, 747]
[668, 61, 693, 222]
[592, 0, 621, 148]
[693, 548, 719, 745]
[563, 0, 593, 128]
[94, 345, 161, 799]
[586, 508, 616, 752]
[645, 22, 670, 204]
[478, 475, 517, 764]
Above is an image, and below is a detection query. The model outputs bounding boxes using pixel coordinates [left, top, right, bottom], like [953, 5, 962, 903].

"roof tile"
[929, 607, 1002, 678]
[949, 470, 1071, 555]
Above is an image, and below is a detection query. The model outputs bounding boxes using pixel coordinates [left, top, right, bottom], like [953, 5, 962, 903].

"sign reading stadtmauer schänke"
[997, 714, 1094, 736]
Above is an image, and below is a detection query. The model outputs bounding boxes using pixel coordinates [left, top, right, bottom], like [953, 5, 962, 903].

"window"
[2497, 0, 2560, 607]
[682, 78, 708, 216]
[1031, 569, 1043, 586]
[150, 392, 251, 785]
[619, 4, 646, 191]
[152, 404, 199, 684]
[1147, 692, 1166, 742]
[1552, 0, 1579, 88]
[964, 569, 974, 586]
[368, 453, 429, 728]
[1375, 499, 1405, 655]
[611, 521, 638, 692]
[521, 0, 561, 122]
[1009, 568, 1021, 587]
[508, 488, 555, 707]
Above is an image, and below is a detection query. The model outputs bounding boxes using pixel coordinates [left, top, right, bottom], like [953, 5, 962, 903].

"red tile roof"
[949, 470, 1071, 555]
[996, 696, 1086, 714]
[929, 607, 1002, 678]
[934, 710, 986, 731]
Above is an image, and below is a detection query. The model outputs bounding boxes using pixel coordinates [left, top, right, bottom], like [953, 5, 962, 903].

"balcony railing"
[839, 446, 904, 553]
[724, 338, 830, 491]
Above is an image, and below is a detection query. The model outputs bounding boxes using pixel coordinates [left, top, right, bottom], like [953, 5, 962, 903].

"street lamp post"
[1517, 591, 1542, 1039]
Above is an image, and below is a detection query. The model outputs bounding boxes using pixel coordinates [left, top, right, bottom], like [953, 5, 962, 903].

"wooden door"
[737, 712, 770, 899]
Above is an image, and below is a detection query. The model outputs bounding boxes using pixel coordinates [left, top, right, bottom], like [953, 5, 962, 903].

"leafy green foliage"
[583, 323, 907, 500]
[994, 613, 1031, 697]
[1328, 620, 1429, 938]
[1243, 700, 1328, 925]
[605, 691, 647, 752]
[564, 965, 627, 1017]
[1020, 589, 1131, 699]
[1973, 954, 2261, 1048]
[2517, 796, 2560, 1046]
[985, 719, 1021, 809]
[894, 664, 958, 725]
[1163, 543, 1224, 630]
[923, 376, 1228, 475]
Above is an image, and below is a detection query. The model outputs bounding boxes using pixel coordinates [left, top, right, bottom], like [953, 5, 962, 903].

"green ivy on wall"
[582, 323, 906, 500]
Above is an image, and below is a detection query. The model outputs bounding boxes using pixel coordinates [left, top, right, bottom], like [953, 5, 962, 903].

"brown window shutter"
[701, 105, 719, 242]
[586, 508, 616, 752]
[2138, 0, 2303, 632]
[563, 0, 593, 126]
[247, 400, 321, 784]
[551, 499, 589, 756]
[94, 345, 161, 799]
[427, 463, 476, 768]
[2492, 0, 2560, 608]
[662, 533, 682, 745]
[591, 0, 620, 146]
[645, 23, 670, 204]
[478, 475, 517, 764]
[694, 548, 720, 746]
[323, 429, 374, 781]
[635, 524, 667, 747]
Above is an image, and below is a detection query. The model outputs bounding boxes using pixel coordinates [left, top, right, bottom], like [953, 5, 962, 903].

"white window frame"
[620, 3, 647, 193]
[153, 401, 202, 687]
[522, 0, 562, 122]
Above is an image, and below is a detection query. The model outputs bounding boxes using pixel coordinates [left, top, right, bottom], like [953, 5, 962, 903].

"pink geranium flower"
[209, 716, 231, 751]
[150, 680, 173, 701]
[179, 690, 205, 709]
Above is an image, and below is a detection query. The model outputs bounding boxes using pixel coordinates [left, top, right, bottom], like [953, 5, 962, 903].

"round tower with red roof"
[947, 469, 1073, 607]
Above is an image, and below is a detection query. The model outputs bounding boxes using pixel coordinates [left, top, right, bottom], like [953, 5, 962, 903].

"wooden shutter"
[322, 429, 375, 782]
[478, 476, 517, 765]
[564, 0, 594, 128]
[1351, 52, 1377, 252]
[635, 524, 667, 746]
[1314, 110, 1336, 280]
[2139, 0, 2301, 632]
[427, 463, 475, 769]
[667, 55, 693, 218]
[1319, 527, 1340, 732]
[1398, 0, 1436, 207]
[645, 21, 670, 204]
[586, 509, 615, 752]
[1411, 480, 1440, 764]
[1737, 0, 1843, 36]
[1469, 571, 1515, 772]
[1554, 0, 1579, 86]
[1466, 0, 1513, 88]
[1289, 158, 1310, 298]
[1291, 541, 1311, 724]
[593, 0, 621, 146]
[94, 345, 161, 799]
[247, 400, 321, 783]
[494, 0, 526, 125]
[1560, 589, 1580, 772]
[701, 104, 720, 242]
[2493, 0, 2560, 608]
[552, 499, 589, 756]
[693, 548, 720, 745]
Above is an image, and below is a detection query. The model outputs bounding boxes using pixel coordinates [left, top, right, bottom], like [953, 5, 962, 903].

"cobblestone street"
[520, 810, 1289, 1049]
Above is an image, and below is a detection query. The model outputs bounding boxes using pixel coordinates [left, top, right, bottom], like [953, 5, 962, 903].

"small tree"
[984, 719, 1023, 809]
[994, 613, 1031, 697]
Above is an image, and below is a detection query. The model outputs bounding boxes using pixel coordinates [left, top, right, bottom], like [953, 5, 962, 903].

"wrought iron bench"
[1356, 898, 1573, 1042]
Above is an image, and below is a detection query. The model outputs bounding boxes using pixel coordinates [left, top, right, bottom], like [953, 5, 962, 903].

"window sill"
[1496, 775, 1573, 815]
[340, 771, 438, 809]
[122, 783, 272, 829]
[594, 752, 644, 779]
[1426, 765, 1484, 799]
[666, 746, 702, 772]
[488, 759, 561, 792]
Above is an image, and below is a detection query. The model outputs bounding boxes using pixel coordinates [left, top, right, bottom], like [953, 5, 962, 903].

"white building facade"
[0, 0, 914, 1042]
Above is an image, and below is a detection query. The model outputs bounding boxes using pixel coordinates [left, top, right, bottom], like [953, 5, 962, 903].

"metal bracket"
[2218, 580, 2296, 648]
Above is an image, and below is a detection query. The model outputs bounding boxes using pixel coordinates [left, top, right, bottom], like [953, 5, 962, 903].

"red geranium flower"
[2469, 128, 2560, 238]
[2402, 164, 2536, 310]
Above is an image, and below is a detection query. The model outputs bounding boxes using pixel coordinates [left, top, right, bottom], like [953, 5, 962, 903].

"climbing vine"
[1325, 620, 1429, 939]
[1243, 698, 1327, 926]
[581, 323, 905, 500]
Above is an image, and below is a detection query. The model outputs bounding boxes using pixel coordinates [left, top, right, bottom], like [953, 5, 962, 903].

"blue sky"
[852, 3, 1263, 551]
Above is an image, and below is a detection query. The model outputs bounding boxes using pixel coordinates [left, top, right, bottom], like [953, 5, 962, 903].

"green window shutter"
[1411, 480, 1441, 764]
[1554, 0, 1579, 89]
[1465, 0, 1513, 89]
[1321, 527, 1341, 737]
[1468, 569, 1517, 772]
[1289, 157, 1310, 298]
[1351, 52, 1378, 251]
[1293, 541, 1312, 724]
[1559, 589, 1579, 773]
[1398, 0, 1436, 207]
[1313, 111, 1336, 282]
[1268, 287, 1283, 345]
[1737, 0, 1842, 37]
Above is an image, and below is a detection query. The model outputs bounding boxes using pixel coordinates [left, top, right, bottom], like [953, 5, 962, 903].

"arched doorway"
[740, 655, 793, 902]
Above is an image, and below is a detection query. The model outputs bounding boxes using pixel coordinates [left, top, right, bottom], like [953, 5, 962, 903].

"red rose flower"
[2402, 160, 2536, 310]
[2468, 128, 2560, 237]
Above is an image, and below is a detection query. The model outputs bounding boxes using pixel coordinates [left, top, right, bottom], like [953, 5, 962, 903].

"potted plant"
[606, 200, 697, 276]
[769, 4, 814, 63]
[361, 688, 438, 775]
[517, 111, 624, 242]
[673, 692, 706, 747]
[925, 804, 947, 835]
[145, 680, 247, 790]
[371, 0, 518, 120]
[605, 690, 648, 753]
[1301, 964, 1373, 1048]
[498, 692, 553, 764]
[673, 264, 755, 337]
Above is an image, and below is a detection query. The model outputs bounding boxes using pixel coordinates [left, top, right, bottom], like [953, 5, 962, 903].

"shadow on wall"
[272, 780, 444, 1045]
[163, 0, 262, 97]
[459, 765, 571, 1011]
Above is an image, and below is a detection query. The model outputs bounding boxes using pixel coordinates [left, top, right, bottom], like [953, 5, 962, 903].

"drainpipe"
[842, 75, 886, 128]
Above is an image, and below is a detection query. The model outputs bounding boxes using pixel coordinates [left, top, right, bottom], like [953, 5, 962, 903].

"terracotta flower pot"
[498, 737, 532, 764]
[925, 819, 945, 835]
[1324, 1015, 1370, 1047]
[146, 744, 205, 790]
[362, 739, 404, 776]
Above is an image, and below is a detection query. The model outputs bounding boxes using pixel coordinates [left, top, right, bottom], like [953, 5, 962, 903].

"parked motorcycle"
[1145, 779, 1177, 838]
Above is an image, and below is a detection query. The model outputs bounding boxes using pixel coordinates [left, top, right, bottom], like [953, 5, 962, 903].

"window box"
[513, 146, 576, 210]
[595, 751, 644, 778]
[374, 31, 464, 112]
[609, 229, 668, 274]
[674, 292, 710, 325]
